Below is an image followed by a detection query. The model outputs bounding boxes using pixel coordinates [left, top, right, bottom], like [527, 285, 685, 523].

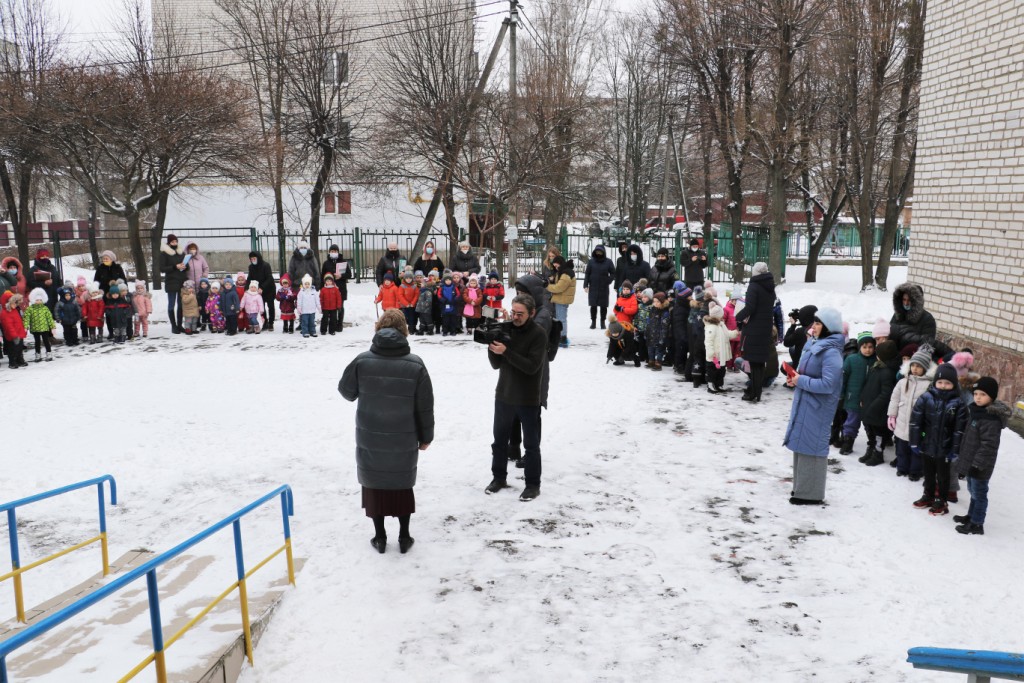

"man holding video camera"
[485, 293, 549, 501]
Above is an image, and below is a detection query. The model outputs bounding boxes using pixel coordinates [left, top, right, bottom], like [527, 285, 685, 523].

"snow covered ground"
[2, 264, 1022, 682]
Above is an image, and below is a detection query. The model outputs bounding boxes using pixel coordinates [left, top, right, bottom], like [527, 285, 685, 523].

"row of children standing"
[374, 268, 505, 337]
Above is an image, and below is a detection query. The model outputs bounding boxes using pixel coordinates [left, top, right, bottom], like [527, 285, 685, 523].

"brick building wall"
[911, 0, 1024, 406]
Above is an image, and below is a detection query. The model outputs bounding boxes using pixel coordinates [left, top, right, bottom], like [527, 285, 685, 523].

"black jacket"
[889, 283, 949, 356]
[649, 259, 678, 294]
[413, 255, 444, 277]
[247, 253, 276, 303]
[159, 244, 187, 293]
[94, 262, 128, 294]
[615, 244, 649, 290]
[375, 251, 402, 286]
[956, 401, 1010, 480]
[339, 328, 435, 489]
[583, 245, 615, 307]
[784, 305, 818, 369]
[321, 254, 351, 296]
[450, 249, 480, 275]
[735, 272, 776, 363]
[909, 386, 967, 459]
[288, 248, 321, 289]
[27, 258, 59, 307]
[488, 318, 548, 406]
[859, 355, 901, 427]
[681, 247, 708, 285]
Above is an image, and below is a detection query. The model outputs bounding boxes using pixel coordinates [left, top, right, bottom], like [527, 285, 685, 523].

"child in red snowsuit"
[319, 273, 343, 335]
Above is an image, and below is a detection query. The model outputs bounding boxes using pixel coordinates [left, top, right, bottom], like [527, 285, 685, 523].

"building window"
[325, 51, 349, 87]
[337, 118, 351, 151]
[787, 198, 804, 212]
[338, 190, 351, 214]
[325, 192, 336, 213]
[747, 204, 763, 215]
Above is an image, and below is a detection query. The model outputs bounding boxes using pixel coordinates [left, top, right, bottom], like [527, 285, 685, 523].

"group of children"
[374, 268, 505, 337]
[833, 324, 1009, 535]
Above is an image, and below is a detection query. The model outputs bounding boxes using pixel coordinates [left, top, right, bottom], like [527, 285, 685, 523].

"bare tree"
[0, 0, 64, 268]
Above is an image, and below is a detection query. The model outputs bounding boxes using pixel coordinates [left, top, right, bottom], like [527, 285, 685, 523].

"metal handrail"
[907, 647, 1024, 681]
[1, 475, 118, 623]
[0, 485, 295, 683]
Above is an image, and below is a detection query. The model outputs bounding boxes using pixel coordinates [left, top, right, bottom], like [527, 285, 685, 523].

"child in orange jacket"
[397, 272, 419, 332]
[374, 273, 401, 311]
[613, 280, 639, 324]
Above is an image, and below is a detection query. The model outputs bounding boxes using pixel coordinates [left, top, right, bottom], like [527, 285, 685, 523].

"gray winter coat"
[339, 328, 435, 489]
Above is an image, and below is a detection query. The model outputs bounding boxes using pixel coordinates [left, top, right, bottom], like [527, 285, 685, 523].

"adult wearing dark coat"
[94, 250, 127, 294]
[612, 240, 630, 289]
[889, 283, 949, 357]
[617, 244, 649, 290]
[734, 262, 776, 402]
[159, 234, 187, 333]
[339, 310, 434, 555]
[412, 240, 444, 276]
[669, 283, 693, 374]
[450, 241, 480, 275]
[321, 245, 351, 327]
[505, 275, 553, 464]
[27, 248, 59, 311]
[649, 247, 678, 294]
[287, 240, 321, 290]
[583, 244, 614, 329]
[681, 238, 708, 288]
[247, 251, 276, 330]
[375, 242, 402, 286]
[784, 304, 818, 370]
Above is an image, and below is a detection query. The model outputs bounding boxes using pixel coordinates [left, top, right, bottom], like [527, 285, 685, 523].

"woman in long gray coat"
[783, 307, 845, 505]
[339, 310, 434, 554]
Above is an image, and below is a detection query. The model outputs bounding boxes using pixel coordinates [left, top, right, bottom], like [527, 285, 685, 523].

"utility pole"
[659, 115, 674, 227]
[506, 0, 519, 289]
[670, 103, 691, 229]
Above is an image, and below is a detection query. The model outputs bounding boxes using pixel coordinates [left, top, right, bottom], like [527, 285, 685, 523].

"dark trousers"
[402, 308, 417, 331]
[225, 315, 238, 334]
[635, 332, 648, 361]
[747, 361, 766, 398]
[263, 298, 275, 324]
[673, 335, 688, 371]
[966, 476, 990, 525]
[33, 332, 52, 353]
[894, 437, 922, 476]
[441, 312, 460, 334]
[167, 291, 183, 329]
[5, 338, 23, 366]
[321, 309, 340, 334]
[590, 306, 607, 327]
[922, 456, 950, 503]
[865, 424, 891, 450]
[62, 324, 79, 346]
[607, 332, 637, 364]
[491, 400, 542, 487]
[707, 363, 725, 389]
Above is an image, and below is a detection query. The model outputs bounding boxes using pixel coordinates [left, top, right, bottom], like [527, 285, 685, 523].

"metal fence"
[787, 224, 911, 260]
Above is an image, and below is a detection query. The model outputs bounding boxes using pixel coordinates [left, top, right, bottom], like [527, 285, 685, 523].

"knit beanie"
[100, 250, 116, 262]
[77, 276, 87, 286]
[949, 351, 975, 376]
[872, 318, 891, 339]
[972, 376, 999, 402]
[653, 292, 668, 303]
[28, 288, 46, 305]
[857, 331, 876, 346]
[935, 363, 958, 386]
[641, 288, 654, 300]
[751, 262, 769, 276]
[909, 345, 933, 371]
[899, 343, 919, 359]
[301, 274, 312, 285]
[166, 234, 177, 244]
[708, 303, 724, 321]
[620, 280, 633, 291]
[608, 319, 624, 338]
[875, 340, 898, 362]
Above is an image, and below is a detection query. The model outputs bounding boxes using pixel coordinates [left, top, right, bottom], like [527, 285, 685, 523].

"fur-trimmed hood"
[981, 400, 1013, 428]
[627, 243, 645, 261]
[160, 243, 184, 256]
[892, 282, 926, 324]
[899, 359, 936, 381]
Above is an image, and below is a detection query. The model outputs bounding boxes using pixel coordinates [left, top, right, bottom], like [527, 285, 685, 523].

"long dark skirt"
[362, 487, 415, 518]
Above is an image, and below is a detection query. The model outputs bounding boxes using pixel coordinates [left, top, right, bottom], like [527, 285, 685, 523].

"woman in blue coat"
[783, 307, 845, 505]
[583, 244, 615, 329]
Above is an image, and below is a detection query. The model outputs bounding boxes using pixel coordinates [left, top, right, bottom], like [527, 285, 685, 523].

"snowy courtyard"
[2, 264, 1022, 682]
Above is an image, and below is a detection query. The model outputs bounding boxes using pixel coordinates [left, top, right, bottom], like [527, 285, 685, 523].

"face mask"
[330, 252, 339, 259]
[250, 259, 258, 265]
[426, 247, 434, 255]
[461, 249, 469, 254]
[903, 303, 911, 311]
[189, 250, 197, 256]
[691, 246, 698, 252]
[7, 269, 16, 276]
[630, 255, 637, 262]
[299, 248, 308, 256]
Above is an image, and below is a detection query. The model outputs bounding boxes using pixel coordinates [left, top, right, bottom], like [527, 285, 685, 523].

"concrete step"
[1, 551, 304, 682]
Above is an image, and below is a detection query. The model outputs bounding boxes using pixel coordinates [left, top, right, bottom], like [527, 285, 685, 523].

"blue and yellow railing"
[0, 475, 118, 624]
[0, 485, 295, 683]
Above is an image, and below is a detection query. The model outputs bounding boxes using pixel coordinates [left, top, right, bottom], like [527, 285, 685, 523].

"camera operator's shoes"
[485, 478, 510, 494]
[519, 486, 540, 501]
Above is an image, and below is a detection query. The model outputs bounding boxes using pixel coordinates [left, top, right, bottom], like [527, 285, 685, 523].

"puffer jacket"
[24, 303, 55, 333]
[0, 257, 26, 297]
[133, 293, 153, 318]
[462, 285, 483, 318]
[240, 290, 263, 317]
[616, 244, 649, 289]
[159, 243, 188, 293]
[613, 291, 638, 324]
[83, 294, 106, 327]
[320, 284, 343, 311]
[450, 248, 479, 275]
[27, 259, 58, 307]
[483, 282, 504, 309]
[182, 290, 201, 317]
[547, 272, 576, 305]
[374, 282, 401, 310]
[646, 304, 671, 348]
[94, 260, 127, 294]
[859, 354, 901, 427]
[104, 294, 132, 328]
[397, 283, 419, 308]
[734, 271, 776, 363]
[956, 401, 1011, 480]
[339, 327, 435, 489]
[784, 305, 818, 369]
[513, 274, 553, 335]
[415, 285, 434, 321]
[584, 245, 615, 307]
[0, 293, 26, 339]
[276, 287, 296, 317]
[841, 351, 875, 412]
[633, 300, 652, 333]
[704, 316, 739, 363]
[288, 249, 321, 290]
[783, 333, 845, 457]
[296, 286, 320, 315]
[184, 245, 211, 288]
[219, 286, 241, 315]
[56, 298, 83, 326]
[909, 386, 967, 460]
[649, 259, 678, 294]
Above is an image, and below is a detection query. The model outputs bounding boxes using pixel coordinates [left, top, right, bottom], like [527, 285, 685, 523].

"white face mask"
[630, 254, 637, 262]
[426, 247, 434, 255]
[299, 248, 308, 256]
[461, 248, 469, 254]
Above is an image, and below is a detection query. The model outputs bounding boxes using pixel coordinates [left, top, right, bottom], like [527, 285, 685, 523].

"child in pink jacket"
[723, 288, 741, 370]
[240, 281, 264, 334]
[133, 282, 153, 337]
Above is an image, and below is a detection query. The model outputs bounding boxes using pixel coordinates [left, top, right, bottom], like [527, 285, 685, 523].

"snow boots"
[838, 437, 855, 455]
[861, 440, 884, 466]
[928, 500, 949, 516]
[485, 478, 510, 494]
[912, 495, 934, 509]
[956, 523, 983, 535]
[33, 351, 41, 363]
[44, 351, 53, 362]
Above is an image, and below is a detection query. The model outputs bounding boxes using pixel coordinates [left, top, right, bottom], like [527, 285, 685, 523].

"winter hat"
[641, 288, 654, 300]
[935, 363, 958, 386]
[857, 331, 876, 346]
[692, 285, 704, 301]
[653, 292, 668, 303]
[223, 276, 234, 286]
[63, 279, 73, 289]
[166, 234, 178, 244]
[36, 248, 50, 259]
[552, 255, 566, 268]
[182, 279, 195, 289]
[249, 282, 258, 291]
[210, 280, 222, 290]
[949, 351, 975, 376]
[972, 376, 999, 402]
[118, 283, 129, 294]
[384, 273, 395, 281]
[100, 250, 116, 262]
[672, 280, 686, 294]
[301, 274, 312, 285]
[442, 268, 453, 279]
[442, 273, 453, 282]
[87, 282, 101, 293]
[488, 271, 499, 280]
[76, 276, 87, 286]
[674, 284, 692, 299]
[248, 251, 259, 260]
[280, 274, 291, 284]
[635, 278, 648, 290]
[415, 270, 425, 277]
[400, 272, 412, 282]
[751, 262, 769, 276]
[689, 238, 700, 247]
[468, 273, 479, 283]
[28, 288, 47, 305]
[909, 345, 933, 371]
[705, 287, 718, 300]
[875, 340, 898, 363]
[325, 273, 336, 282]
[608, 319, 624, 339]
[872, 318, 891, 339]
[199, 277, 209, 287]
[730, 286, 745, 301]
[813, 308, 842, 336]
[656, 247, 669, 257]
[703, 280, 713, 290]
[429, 269, 439, 279]
[620, 279, 633, 291]
[328, 245, 340, 254]
[235, 272, 247, 283]
[899, 343, 919, 359]
[135, 282, 147, 293]
[708, 303, 724, 320]
[298, 240, 309, 249]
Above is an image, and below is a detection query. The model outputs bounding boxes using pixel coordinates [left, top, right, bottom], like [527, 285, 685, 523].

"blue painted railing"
[908, 647, 1024, 681]
[0, 475, 118, 623]
[0, 485, 295, 683]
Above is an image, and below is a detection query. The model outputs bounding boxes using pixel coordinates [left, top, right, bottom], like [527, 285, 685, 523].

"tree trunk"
[15, 167, 32, 268]
[310, 146, 333, 263]
[0, 158, 28, 268]
[768, 169, 786, 279]
[442, 182, 459, 244]
[87, 197, 99, 267]
[542, 193, 562, 247]
[151, 190, 169, 289]
[126, 210, 149, 283]
[728, 184, 745, 283]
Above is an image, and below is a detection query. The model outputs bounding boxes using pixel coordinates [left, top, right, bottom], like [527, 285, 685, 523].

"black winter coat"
[859, 356, 901, 427]
[450, 249, 480, 275]
[649, 260, 678, 294]
[27, 258, 59, 308]
[681, 248, 708, 285]
[321, 255, 351, 297]
[248, 255, 276, 304]
[94, 262, 128, 294]
[413, 255, 444, 277]
[783, 305, 818, 369]
[56, 299, 82, 326]
[956, 401, 1010, 480]
[339, 328, 435, 489]
[909, 386, 966, 460]
[583, 246, 615, 307]
[375, 251, 402, 286]
[514, 273, 553, 406]
[734, 272, 776, 363]
[670, 295, 690, 345]
[159, 244, 188, 293]
[889, 283, 949, 356]
[287, 249, 321, 289]
[615, 244, 649, 289]
[488, 317, 548, 407]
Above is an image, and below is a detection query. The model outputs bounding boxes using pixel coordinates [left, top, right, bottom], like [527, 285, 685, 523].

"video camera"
[473, 306, 512, 346]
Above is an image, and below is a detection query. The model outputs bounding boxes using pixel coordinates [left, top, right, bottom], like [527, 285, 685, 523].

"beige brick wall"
[911, 0, 1024, 402]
